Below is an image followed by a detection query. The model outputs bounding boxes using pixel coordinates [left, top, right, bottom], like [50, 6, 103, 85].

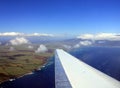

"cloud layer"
[28, 45, 34, 49]
[77, 33, 120, 41]
[0, 32, 54, 37]
[35, 44, 48, 53]
[29, 33, 54, 37]
[10, 37, 29, 45]
[74, 40, 92, 48]
[0, 32, 24, 36]
[63, 45, 71, 49]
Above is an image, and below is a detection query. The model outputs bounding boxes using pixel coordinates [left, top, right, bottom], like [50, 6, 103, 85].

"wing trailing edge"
[55, 49, 120, 88]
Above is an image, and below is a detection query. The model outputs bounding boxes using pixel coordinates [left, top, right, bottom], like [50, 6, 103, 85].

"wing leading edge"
[55, 49, 120, 88]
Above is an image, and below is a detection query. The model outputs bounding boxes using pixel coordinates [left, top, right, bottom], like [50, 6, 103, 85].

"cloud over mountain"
[63, 45, 71, 49]
[28, 45, 34, 49]
[35, 44, 48, 53]
[77, 33, 120, 41]
[74, 40, 92, 48]
[9, 37, 29, 45]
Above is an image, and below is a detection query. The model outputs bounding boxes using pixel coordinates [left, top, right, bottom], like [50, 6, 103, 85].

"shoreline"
[0, 58, 49, 84]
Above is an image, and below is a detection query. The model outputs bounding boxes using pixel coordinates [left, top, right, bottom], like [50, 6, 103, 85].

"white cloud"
[28, 45, 34, 49]
[77, 34, 94, 40]
[0, 32, 24, 36]
[29, 33, 54, 37]
[74, 40, 92, 48]
[63, 45, 71, 49]
[10, 37, 29, 45]
[9, 46, 15, 51]
[80, 41, 92, 46]
[0, 32, 54, 37]
[35, 44, 48, 53]
[95, 33, 120, 40]
[74, 44, 81, 48]
[77, 33, 120, 41]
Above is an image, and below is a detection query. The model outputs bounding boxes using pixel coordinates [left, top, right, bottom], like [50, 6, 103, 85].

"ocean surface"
[0, 46, 120, 88]
[70, 46, 120, 81]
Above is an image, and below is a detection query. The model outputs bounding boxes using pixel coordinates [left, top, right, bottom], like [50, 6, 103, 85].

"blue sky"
[0, 0, 120, 35]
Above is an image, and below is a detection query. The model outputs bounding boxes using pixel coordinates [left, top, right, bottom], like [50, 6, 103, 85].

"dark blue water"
[1, 46, 120, 88]
[0, 57, 55, 88]
[70, 46, 120, 81]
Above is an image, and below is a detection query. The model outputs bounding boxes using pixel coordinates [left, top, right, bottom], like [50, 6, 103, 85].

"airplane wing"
[55, 49, 120, 88]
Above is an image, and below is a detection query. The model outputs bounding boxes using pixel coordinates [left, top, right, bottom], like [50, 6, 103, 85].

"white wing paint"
[55, 49, 120, 88]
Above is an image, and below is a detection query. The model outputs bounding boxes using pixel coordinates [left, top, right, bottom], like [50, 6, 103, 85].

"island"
[0, 44, 54, 83]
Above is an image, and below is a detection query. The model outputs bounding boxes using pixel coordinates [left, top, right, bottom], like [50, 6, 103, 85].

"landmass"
[0, 44, 54, 83]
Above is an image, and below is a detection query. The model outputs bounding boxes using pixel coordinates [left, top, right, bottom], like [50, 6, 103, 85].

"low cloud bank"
[74, 40, 92, 48]
[10, 37, 29, 45]
[30, 33, 54, 37]
[0, 32, 54, 37]
[77, 33, 120, 41]
[35, 44, 48, 53]
[0, 32, 23, 36]
[63, 45, 71, 49]
[28, 45, 34, 49]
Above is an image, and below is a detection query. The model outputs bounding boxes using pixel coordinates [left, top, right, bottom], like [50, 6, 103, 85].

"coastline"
[0, 58, 49, 84]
